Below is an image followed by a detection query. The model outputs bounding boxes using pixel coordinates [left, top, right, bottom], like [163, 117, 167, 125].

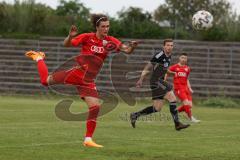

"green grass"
[0, 96, 240, 160]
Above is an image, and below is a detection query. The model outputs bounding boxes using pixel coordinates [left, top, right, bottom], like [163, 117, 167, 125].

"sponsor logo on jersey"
[91, 45, 104, 53]
[177, 72, 187, 77]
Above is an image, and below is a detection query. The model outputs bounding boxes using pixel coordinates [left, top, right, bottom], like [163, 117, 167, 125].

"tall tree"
[56, 0, 91, 32]
[116, 7, 163, 38]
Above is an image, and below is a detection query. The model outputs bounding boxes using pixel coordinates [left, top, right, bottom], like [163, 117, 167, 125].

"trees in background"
[111, 7, 165, 38]
[153, 0, 233, 40]
[0, 0, 240, 41]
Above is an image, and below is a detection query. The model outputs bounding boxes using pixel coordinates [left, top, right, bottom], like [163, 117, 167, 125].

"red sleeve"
[169, 65, 176, 72]
[108, 36, 122, 52]
[71, 33, 88, 47]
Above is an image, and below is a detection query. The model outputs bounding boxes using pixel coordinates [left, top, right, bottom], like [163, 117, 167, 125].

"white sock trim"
[36, 57, 43, 62]
[84, 137, 92, 142]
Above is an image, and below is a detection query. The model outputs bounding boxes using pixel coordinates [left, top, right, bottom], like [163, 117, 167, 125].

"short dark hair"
[163, 39, 173, 46]
[180, 53, 188, 56]
[91, 14, 108, 29]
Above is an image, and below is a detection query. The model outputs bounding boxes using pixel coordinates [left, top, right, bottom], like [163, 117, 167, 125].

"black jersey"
[150, 49, 171, 84]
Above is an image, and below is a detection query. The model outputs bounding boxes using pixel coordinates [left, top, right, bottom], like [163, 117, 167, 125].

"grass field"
[0, 96, 240, 160]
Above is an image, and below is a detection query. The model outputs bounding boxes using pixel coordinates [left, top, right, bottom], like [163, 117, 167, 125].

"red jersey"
[71, 33, 121, 59]
[169, 64, 190, 89]
[71, 33, 122, 80]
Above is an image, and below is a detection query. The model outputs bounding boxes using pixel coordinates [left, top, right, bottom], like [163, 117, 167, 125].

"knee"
[40, 75, 52, 86]
[168, 94, 177, 102]
[189, 101, 193, 107]
[153, 104, 162, 111]
[165, 91, 176, 102]
[183, 101, 192, 107]
[40, 79, 48, 86]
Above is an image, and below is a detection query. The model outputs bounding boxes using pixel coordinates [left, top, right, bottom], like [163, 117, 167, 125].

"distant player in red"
[25, 14, 139, 148]
[167, 53, 200, 123]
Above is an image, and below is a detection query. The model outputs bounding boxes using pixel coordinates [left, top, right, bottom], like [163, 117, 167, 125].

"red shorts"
[51, 67, 98, 98]
[174, 88, 192, 101]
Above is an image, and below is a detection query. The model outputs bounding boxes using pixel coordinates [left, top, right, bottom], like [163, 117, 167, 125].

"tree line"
[1, 0, 240, 41]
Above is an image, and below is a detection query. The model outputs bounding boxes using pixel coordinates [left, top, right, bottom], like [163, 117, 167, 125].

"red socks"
[85, 105, 100, 137]
[37, 60, 49, 86]
[184, 105, 192, 118]
[178, 105, 185, 112]
[178, 105, 192, 119]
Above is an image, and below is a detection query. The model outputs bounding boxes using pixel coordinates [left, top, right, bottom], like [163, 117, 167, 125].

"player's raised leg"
[25, 51, 52, 86]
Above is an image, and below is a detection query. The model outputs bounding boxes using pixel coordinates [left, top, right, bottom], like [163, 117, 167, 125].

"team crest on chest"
[103, 40, 108, 46]
[164, 62, 169, 67]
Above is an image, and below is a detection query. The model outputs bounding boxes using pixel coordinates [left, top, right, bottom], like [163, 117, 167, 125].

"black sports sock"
[134, 106, 158, 118]
[169, 102, 180, 125]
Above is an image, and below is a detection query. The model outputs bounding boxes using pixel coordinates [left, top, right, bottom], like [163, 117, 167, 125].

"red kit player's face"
[179, 55, 188, 65]
[163, 42, 174, 55]
[96, 21, 110, 37]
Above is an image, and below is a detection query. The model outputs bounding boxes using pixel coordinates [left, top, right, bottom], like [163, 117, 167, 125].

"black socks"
[169, 102, 180, 125]
[134, 106, 158, 118]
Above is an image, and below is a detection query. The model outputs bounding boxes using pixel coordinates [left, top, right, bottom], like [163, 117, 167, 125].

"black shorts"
[150, 80, 173, 100]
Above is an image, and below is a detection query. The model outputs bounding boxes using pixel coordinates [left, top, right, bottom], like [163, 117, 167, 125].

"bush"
[197, 97, 239, 108]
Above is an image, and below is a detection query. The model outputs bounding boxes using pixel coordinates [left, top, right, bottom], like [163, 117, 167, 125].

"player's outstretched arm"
[164, 70, 175, 81]
[119, 41, 139, 54]
[167, 69, 176, 75]
[136, 62, 153, 87]
[63, 25, 78, 47]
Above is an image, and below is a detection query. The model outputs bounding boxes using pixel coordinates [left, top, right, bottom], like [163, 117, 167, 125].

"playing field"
[0, 96, 240, 160]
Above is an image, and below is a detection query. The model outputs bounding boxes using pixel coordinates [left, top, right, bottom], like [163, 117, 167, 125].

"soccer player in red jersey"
[167, 53, 200, 123]
[25, 14, 139, 148]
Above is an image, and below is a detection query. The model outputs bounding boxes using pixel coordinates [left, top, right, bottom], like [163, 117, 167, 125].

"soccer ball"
[192, 10, 213, 30]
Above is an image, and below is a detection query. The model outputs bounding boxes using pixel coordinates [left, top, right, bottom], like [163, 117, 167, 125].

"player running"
[130, 39, 190, 131]
[166, 53, 200, 123]
[25, 14, 138, 148]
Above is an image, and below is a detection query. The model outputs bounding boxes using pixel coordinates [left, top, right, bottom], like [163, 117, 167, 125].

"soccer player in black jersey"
[130, 39, 190, 131]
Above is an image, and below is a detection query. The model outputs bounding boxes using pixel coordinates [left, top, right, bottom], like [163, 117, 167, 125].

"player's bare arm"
[119, 41, 139, 54]
[63, 25, 78, 47]
[167, 69, 176, 75]
[164, 69, 175, 81]
[187, 79, 194, 93]
[136, 62, 153, 87]
[164, 73, 168, 81]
